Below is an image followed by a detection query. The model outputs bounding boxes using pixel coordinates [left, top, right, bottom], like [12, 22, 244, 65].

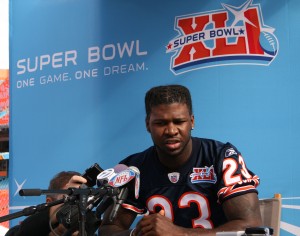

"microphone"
[108, 186, 129, 222]
[96, 164, 140, 222]
[57, 164, 128, 227]
[95, 164, 127, 219]
[129, 166, 140, 199]
[96, 164, 128, 186]
[93, 164, 125, 218]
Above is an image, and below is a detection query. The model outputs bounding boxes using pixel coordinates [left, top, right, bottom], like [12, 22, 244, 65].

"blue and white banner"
[9, 0, 300, 235]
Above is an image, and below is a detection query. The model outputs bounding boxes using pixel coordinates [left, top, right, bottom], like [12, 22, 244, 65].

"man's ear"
[191, 114, 195, 129]
[46, 197, 52, 203]
[146, 118, 150, 133]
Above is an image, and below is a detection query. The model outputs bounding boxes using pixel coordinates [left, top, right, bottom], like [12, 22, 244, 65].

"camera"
[82, 163, 104, 187]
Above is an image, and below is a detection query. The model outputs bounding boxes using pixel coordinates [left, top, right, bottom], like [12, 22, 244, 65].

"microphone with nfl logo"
[96, 164, 140, 222]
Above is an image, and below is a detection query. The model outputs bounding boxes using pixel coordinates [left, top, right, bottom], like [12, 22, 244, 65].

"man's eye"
[174, 120, 185, 124]
[154, 121, 166, 126]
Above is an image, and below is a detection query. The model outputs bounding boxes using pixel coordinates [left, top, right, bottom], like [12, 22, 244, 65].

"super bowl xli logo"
[190, 166, 217, 184]
[166, 0, 279, 75]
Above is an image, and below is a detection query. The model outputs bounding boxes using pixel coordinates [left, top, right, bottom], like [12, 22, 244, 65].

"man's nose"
[165, 123, 178, 135]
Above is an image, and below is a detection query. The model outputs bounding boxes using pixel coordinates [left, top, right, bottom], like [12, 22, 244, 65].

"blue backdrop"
[9, 0, 300, 235]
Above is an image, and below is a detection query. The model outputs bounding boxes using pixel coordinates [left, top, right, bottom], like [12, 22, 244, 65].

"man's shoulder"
[192, 137, 238, 157]
[119, 146, 155, 167]
[192, 137, 234, 148]
[192, 136, 224, 146]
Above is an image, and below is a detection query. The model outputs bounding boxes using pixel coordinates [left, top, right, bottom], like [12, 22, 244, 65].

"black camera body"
[82, 163, 104, 187]
[56, 163, 104, 234]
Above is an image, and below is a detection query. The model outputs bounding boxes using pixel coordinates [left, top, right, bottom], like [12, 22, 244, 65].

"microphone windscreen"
[97, 164, 128, 187]
[113, 164, 128, 173]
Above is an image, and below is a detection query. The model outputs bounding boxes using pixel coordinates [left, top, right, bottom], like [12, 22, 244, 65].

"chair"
[259, 194, 282, 236]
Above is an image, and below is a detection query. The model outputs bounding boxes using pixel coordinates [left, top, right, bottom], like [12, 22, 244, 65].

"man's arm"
[218, 192, 262, 230]
[99, 204, 138, 236]
[132, 192, 262, 236]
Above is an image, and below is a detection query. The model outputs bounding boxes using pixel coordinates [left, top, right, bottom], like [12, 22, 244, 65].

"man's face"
[146, 103, 194, 158]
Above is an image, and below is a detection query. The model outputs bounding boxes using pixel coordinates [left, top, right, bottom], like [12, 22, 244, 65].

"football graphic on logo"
[259, 31, 278, 56]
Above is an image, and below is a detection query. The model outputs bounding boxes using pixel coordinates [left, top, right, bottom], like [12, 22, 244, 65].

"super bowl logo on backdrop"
[166, 0, 279, 75]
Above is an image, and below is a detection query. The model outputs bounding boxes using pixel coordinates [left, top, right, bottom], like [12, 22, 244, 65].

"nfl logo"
[168, 172, 180, 183]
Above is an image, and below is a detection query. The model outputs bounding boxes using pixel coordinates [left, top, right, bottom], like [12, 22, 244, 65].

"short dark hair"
[145, 84, 193, 120]
[47, 171, 80, 199]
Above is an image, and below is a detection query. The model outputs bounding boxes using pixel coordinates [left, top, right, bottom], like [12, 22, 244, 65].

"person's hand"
[65, 175, 87, 188]
[134, 210, 180, 236]
[48, 224, 68, 236]
[71, 231, 79, 236]
[48, 224, 79, 236]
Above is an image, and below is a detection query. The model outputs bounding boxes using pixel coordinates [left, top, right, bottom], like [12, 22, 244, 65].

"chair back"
[259, 194, 282, 236]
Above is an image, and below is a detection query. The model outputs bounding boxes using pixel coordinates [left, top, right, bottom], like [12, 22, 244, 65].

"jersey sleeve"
[216, 143, 260, 204]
